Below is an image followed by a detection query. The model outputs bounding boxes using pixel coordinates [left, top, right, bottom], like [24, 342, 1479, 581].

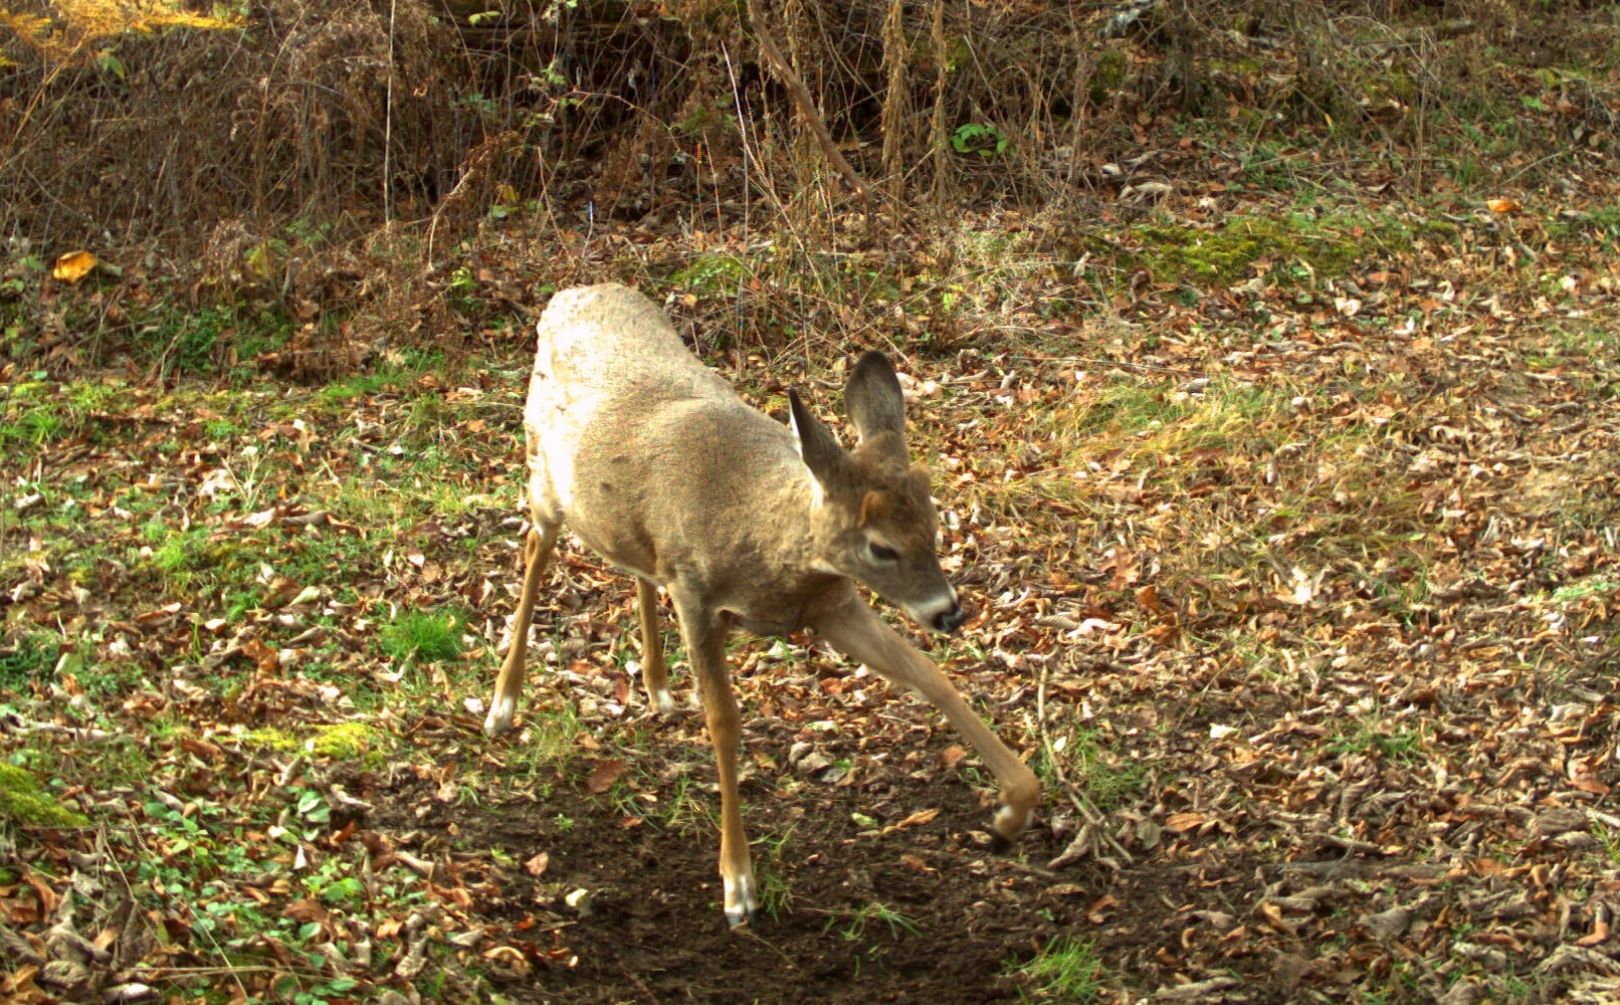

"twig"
[1034, 655, 1134, 864]
[743, 0, 874, 213]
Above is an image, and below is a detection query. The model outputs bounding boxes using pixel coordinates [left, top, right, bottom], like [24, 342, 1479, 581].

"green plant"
[1327, 719, 1425, 764]
[380, 608, 467, 664]
[672, 252, 752, 295]
[1009, 935, 1103, 1003]
[0, 763, 90, 826]
[951, 122, 1009, 158]
[1044, 728, 1148, 810]
[755, 823, 798, 922]
[827, 901, 919, 942]
[0, 632, 60, 686]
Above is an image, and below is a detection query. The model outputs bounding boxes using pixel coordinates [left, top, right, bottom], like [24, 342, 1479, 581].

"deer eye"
[868, 541, 900, 562]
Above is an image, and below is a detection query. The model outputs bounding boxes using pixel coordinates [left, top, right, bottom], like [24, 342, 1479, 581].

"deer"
[483, 283, 1040, 928]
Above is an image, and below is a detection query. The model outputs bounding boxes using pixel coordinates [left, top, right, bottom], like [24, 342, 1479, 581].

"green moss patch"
[1127, 212, 1411, 288]
[242, 722, 380, 763]
[0, 763, 89, 827]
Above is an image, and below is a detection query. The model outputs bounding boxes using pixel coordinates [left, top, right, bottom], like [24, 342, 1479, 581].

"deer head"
[790, 351, 964, 633]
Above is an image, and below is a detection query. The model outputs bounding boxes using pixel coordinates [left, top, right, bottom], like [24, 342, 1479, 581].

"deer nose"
[933, 604, 965, 633]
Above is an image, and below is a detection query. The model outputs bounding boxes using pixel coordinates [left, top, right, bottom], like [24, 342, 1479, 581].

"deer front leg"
[635, 578, 675, 714]
[485, 521, 561, 737]
[670, 596, 756, 928]
[813, 597, 1040, 845]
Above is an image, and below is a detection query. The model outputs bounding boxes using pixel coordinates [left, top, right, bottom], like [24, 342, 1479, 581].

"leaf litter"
[1, 187, 1618, 1003]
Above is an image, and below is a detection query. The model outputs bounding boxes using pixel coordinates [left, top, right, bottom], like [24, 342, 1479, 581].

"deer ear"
[845, 351, 908, 462]
[858, 490, 885, 526]
[789, 388, 848, 487]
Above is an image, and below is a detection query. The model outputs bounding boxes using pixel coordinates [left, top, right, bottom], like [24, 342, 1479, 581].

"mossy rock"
[0, 763, 89, 827]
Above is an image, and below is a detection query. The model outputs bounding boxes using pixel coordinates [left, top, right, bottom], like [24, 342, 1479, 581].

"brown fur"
[484, 284, 1039, 928]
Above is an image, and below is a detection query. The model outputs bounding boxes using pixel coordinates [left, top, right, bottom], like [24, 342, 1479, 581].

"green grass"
[494, 701, 582, 778]
[1042, 728, 1148, 810]
[1008, 935, 1103, 1003]
[0, 378, 130, 455]
[1327, 719, 1426, 764]
[279, 529, 374, 583]
[1066, 378, 1291, 459]
[826, 901, 919, 942]
[0, 632, 60, 687]
[753, 822, 799, 922]
[316, 348, 443, 405]
[134, 520, 258, 598]
[1548, 577, 1619, 605]
[380, 608, 468, 664]
[11, 731, 154, 790]
[129, 305, 297, 380]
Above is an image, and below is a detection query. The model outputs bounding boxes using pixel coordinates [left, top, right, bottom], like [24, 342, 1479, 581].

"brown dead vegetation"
[1, 1, 1617, 374]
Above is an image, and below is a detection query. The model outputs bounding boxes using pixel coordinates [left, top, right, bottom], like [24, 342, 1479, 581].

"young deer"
[484, 283, 1039, 927]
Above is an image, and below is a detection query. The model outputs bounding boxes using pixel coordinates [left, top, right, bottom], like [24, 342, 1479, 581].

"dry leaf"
[586, 758, 627, 794]
[52, 250, 97, 283]
[1165, 811, 1207, 833]
[883, 807, 941, 834]
[1575, 914, 1611, 947]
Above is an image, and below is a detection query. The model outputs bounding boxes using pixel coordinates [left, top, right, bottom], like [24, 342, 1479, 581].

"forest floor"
[3, 140, 1620, 1004]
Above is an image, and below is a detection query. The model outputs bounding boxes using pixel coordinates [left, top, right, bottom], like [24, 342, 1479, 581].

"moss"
[309, 722, 375, 760]
[242, 727, 301, 754]
[1127, 213, 1409, 288]
[242, 722, 380, 763]
[1091, 48, 1128, 103]
[0, 763, 89, 827]
[1415, 218, 1461, 240]
[671, 252, 752, 295]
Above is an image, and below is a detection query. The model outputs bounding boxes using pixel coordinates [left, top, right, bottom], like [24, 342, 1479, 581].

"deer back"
[523, 285, 829, 623]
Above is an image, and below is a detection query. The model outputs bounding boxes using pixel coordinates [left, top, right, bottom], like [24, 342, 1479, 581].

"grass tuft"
[380, 608, 467, 664]
[0, 633, 60, 687]
[1009, 935, 1103, 1003]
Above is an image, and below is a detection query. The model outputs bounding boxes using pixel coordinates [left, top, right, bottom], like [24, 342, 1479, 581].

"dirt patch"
[348, 700, 1320, 1005]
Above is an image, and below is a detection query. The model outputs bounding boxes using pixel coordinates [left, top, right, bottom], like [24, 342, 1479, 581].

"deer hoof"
[723, 873, 759, 929]
[483, 695, 516, 737]
[991, 802, 1034, 849]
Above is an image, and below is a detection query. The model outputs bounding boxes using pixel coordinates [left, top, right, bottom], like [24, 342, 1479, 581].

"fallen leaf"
[586, 758, 627, 794]
[1165, 812, 1207, 833]
[52, 250, 97, 283]
[882, 807, 940, 834]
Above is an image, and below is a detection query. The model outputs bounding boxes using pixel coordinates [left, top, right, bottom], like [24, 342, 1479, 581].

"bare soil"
[359, 718, 1207, 1005]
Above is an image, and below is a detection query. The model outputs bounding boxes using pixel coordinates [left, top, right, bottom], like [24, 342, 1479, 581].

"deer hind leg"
[813, 597, 1040, 846]
[635, 578, 675, 714]
[484, 520, 561, 737]
[670, 596, 756, 928]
